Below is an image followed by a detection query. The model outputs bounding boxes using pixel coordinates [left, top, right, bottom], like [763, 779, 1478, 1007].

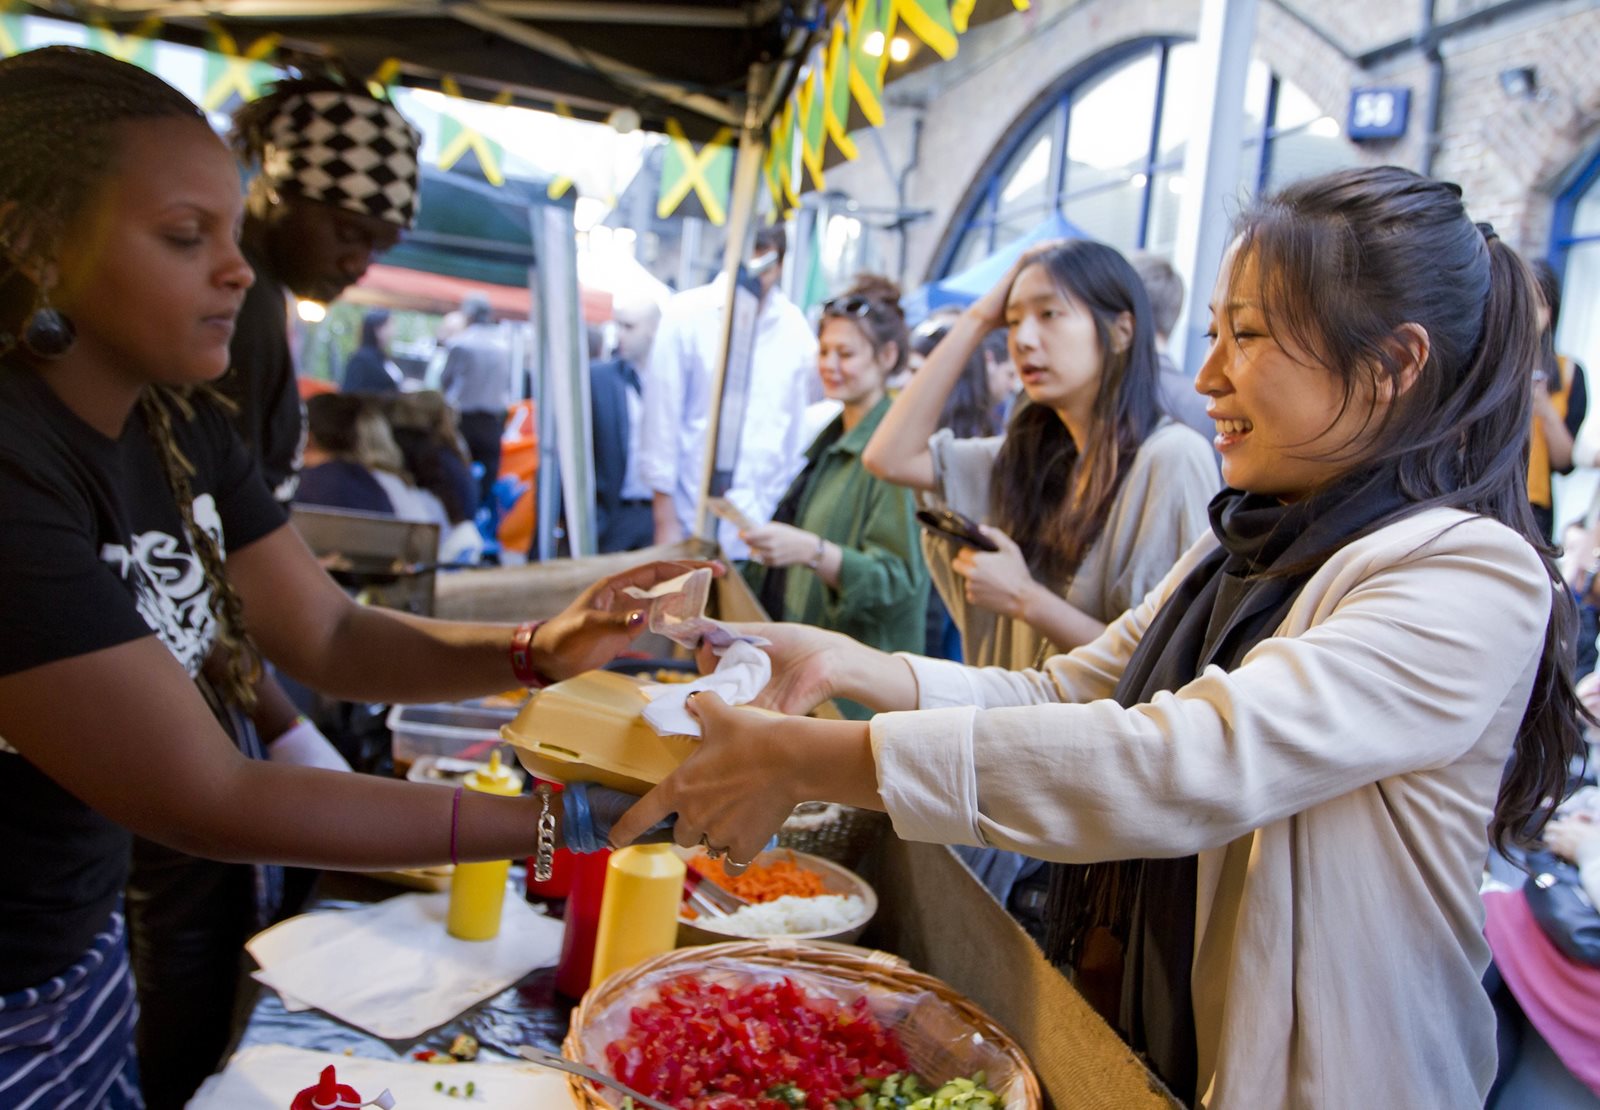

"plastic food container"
[387, 695, 526, 779]
[499, 670, 698, 794]
[677, 848, 878, 947]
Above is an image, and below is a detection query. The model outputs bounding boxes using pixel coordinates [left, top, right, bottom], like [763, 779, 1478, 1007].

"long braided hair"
[0, 46, 261, 710]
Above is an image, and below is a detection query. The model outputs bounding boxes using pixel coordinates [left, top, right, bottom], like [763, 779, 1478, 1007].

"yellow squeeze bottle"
[446, 751, 522, 941]
[589, 845, 686, 986]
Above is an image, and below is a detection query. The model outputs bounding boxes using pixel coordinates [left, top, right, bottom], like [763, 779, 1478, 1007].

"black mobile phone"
[915, 508, 999, 552]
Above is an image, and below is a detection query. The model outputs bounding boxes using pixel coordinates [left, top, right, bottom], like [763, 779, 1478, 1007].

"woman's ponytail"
[1474, 235, 1588, 854]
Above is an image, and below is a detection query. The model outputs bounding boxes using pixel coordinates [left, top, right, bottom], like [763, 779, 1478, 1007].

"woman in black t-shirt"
[0, 48, 700, 1106]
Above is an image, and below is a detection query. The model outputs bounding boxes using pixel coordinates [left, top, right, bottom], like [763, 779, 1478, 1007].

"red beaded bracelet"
[509, 620, 551, 688]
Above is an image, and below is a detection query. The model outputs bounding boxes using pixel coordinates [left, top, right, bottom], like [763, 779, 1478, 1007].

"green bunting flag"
[797, 66, 827, 189]
[823, 17, 858, 160]
[658, 118, 735, 224]
[87, 17, 161, 70]
[437, 79, 510, 187]
[201, 24, 281, 111]
[847, 0, 894, 127]
[0, 11, 19, 58]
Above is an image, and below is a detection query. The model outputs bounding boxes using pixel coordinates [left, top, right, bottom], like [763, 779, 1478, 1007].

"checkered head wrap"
[261, 90, 422, 229]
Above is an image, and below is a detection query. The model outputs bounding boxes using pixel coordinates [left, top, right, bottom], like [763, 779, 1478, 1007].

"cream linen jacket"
[870, 508, 1551, 1109]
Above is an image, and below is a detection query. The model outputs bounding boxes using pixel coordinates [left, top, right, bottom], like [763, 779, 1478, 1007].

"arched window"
[1553, 150, 1600, 387]
[936, 39, 1354, 276]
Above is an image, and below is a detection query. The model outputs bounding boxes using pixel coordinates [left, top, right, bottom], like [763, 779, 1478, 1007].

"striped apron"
[0, 911, 143, 1109]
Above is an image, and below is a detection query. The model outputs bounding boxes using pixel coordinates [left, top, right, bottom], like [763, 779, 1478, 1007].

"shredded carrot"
[687, 851, 829, 904]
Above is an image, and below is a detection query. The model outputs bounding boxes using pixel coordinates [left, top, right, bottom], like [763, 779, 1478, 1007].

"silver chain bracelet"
[533, 783, 557, 883]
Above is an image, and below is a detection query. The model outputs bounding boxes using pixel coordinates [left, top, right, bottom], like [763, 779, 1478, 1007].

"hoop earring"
[21, 297, 75, 359]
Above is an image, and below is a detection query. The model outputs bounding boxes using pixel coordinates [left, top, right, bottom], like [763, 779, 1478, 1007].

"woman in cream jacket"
[614, 168, 1588, 1109]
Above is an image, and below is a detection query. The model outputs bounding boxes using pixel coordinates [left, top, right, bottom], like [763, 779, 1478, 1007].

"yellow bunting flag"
[88, 17, 161, 70]
[436, 77, 512, 187]
[366, 56, 401, 99]
[894, 0, 959, 60]
[657, 117, 734, 225]
[796, 66, 827, 190]
[847, 0, 894, 127]
[202, 24, 282, 111]
[822, 16, 858, 160]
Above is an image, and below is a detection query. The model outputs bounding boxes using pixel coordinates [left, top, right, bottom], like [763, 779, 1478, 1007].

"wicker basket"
[564, 939, 1043, 1110]
[778, 802, 891, 868]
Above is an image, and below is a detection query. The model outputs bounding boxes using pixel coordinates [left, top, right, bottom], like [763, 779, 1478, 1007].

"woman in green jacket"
[742, 276, 928, 716]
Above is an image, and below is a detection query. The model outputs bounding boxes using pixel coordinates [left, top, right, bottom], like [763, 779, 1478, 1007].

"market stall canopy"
[20, 0, 841, 137]
[383, 165, 544, 288]
[347, 263, 612, 323]
[903, 210, 1086, 319]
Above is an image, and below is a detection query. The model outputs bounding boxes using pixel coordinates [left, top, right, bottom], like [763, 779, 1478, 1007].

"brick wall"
[823, 0, 1600, 286]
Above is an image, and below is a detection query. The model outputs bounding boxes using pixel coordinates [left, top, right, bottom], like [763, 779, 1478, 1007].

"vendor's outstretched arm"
[0, 637, 560, 869]
[228, 523, 716, 703]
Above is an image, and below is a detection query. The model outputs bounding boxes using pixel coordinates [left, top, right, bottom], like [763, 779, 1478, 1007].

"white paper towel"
[187, 1044, 572, 1109]
[246, 891, 563, 1040]
[639, 640, 771, 737]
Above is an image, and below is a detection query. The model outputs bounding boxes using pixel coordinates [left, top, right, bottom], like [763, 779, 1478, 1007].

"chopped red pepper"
[601, 975, 909, 1110]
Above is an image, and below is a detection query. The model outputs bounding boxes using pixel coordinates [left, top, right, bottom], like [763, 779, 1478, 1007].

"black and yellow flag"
[88, 17, 161, 70]
[202, 24, 282, 112]
[437, 77, 513, 186]
[658, 118, 735, 224]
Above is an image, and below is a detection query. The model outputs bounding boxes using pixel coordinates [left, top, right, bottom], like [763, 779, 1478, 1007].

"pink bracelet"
[449, 785, 464, 866]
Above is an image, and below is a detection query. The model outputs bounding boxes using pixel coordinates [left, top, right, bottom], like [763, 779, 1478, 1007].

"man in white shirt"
[637, 226, 819, 559]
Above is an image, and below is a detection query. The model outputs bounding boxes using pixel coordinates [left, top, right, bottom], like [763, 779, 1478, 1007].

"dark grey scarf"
[1042, 465, 1411, 1102]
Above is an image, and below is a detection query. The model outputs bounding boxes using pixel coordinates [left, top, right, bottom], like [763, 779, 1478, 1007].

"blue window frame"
[935, 38, 1353, 278]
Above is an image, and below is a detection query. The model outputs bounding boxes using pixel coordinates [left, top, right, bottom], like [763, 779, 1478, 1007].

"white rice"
[694, 894, 866, 937]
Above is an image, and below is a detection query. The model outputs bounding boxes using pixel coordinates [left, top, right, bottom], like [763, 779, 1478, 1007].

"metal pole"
[692, 63, 772, 544]
[1170, 0, 1259, 376]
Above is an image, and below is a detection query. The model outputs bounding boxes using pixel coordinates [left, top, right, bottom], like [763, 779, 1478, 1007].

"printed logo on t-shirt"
[98, 494, 224, 677]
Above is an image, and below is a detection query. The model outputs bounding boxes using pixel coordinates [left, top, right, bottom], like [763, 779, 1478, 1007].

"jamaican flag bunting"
[658, 117, 735, 224]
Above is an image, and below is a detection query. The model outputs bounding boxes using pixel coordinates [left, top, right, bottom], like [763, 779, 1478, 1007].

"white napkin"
[245, 891, 563, 1039]
[639, 640, 772, 737]
[187, 1044, 572, 1109]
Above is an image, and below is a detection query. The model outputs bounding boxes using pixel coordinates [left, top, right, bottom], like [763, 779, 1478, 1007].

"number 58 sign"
[1347, 87, 1410, 140]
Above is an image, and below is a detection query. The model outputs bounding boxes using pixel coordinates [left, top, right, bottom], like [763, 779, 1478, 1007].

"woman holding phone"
[863, 240, 1216, 669]
[740, 275, 928, 716]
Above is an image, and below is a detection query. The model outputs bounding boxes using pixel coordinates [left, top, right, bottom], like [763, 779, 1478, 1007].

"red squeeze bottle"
[525, 779, 576, 900]
[290, 1065, 393, 1109]
[554, 847, 612, 998]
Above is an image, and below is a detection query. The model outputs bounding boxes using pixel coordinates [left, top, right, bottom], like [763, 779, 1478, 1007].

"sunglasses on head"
[822, 295, 875, 318]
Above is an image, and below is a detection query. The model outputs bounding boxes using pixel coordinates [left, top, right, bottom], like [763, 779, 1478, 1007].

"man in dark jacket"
[591, 296, 661, 552]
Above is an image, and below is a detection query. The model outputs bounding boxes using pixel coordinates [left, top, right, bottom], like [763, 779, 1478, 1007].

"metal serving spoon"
[516, 1046, 678, 1110]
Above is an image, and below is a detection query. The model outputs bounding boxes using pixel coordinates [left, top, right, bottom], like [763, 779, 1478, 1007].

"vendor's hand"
[610, 691, 809, 871]
[1544, 814, 1600, 865]
[741, 523, 821, 569]
[531, 559, 723, 681]
[951, 526, 1040, 620]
